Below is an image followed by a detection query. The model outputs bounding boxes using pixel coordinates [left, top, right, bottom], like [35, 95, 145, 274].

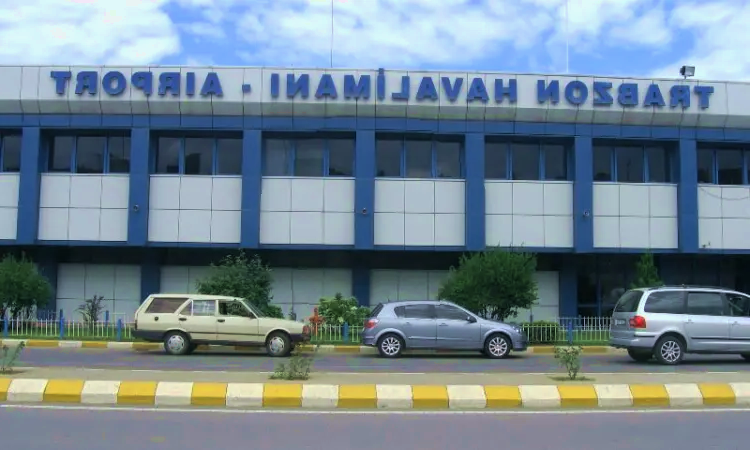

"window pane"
[593, 146, 612, 181]
[616, 146, 644, 182]
[1, 135, 21, 172]
[145, 297, 187, 314]
[686, 292, 724, 316]
[75, 136, 105, 173]
[728, 295, 750, 318]
[49, 136, 73, 172]
[376, 139, 402, 177]
[108, 136, 130, 173]
[717, 149, 743, 185]
[511, 143, 539, 180]
[294, 139, 324, 176]
[403, 304, 435, 319]
[543, 144, 567, 180]
[190, 300, 216, 317]
[646, 146, 670, 182]
[614, 290, 643, 313]
[263, 139, 292, 176]
[156, 137, 180, 174]
[697, 148, 713, 183]
[184, 138, 213, 175]
[216, 138, 242, 175]
[436, 305, 468, 321]
[643, 291, 684, 314]
[484, 142, 507, 179]
[405, 140, 432, 178]
[435, 141, 461, 179]
[328, 139, 354, 176]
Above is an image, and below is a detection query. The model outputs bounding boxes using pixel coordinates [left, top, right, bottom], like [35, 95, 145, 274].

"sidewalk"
[0, 339, 622, 355]
[2, 367, 748, 410]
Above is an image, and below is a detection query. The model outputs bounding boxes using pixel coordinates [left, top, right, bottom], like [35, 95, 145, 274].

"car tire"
[653, 335, 685, 365]
[377, 333, 404, 358]
[186, 343, 198, 355]
[266, 331, 292, 357]
[741, 354, 750, 362]
[484, 333, 511, 359]
[627, 349, 652, 362]
[164, 331, 191, 356]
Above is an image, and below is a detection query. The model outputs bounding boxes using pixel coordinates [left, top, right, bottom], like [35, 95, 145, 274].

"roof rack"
[651, 285, 736, 291]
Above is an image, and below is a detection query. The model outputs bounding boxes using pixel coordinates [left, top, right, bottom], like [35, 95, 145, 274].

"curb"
[0, 339, 623, 355]
[0, 379, 746, 409]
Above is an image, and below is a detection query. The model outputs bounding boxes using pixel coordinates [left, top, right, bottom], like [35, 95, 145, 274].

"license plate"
[615, 319, 626, 326]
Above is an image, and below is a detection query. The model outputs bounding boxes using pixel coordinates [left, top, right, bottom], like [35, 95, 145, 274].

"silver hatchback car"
[361, 300, 528, 358]
[610, 285, 750, 365]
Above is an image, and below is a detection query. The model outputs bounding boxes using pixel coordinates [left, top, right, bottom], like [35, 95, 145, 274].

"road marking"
[3, 404, 750, 416]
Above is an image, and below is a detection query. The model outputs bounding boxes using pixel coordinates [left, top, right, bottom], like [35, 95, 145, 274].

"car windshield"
[239, 299, 266, 317]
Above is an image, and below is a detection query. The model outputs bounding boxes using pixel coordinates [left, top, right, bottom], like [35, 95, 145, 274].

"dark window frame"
[153, 136, 243, 175]
[45, 133, 131, 174]
[376, 136, 464, 179]
[593, 142, 676, 183]
[697, 145, 750, 185]
[484, 140, 572, 181]
[262, 136, 354, 177]
[0, 132, 22, 173]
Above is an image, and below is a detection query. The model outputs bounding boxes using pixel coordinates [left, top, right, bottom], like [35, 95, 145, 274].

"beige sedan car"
[132, 294, 310, 356]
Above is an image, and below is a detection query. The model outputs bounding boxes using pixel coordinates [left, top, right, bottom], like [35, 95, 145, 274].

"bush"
[317, 293, 370, 326]
[0, 254, 53, 320]
[554, 345, 584, 380]
[1, 341, 25, 374]
[520, 320, 562, 344]
[77, 295, 105, 324]
[270, 345, 318, 381]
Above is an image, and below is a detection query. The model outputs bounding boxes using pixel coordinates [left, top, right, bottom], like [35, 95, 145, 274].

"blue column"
[354, 130, 375, 249]
[241, 130, 262, 248]
[37, 251, 58, 315]
[677, 138, 698, 253]
[465, 133, 485, 251]
[17, 127, 42, 244]
[352, 266, 371, 307]
[128, 128, 150, 246]
[573, 136, 593, 252]
[558, 257, 578, 317]
[140, 250, 161, 302]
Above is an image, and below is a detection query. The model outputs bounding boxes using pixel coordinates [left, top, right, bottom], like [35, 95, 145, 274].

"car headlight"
[511, 325, 523, 334]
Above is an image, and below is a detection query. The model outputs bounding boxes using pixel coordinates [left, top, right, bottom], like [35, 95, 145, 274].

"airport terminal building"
[1, 65, 749, 322]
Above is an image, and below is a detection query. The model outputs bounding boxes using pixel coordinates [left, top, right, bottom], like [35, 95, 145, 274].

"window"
[643, 291, 684, 314]
[49, 136, 74, 172]
[717, 149, 743, 185]
[594, 143, 675, 183]
[686, 292, 724, 316]
[46, 133, 131, 173]
[262, 136, 354, 177]
[0, 134, 21, 172]
[728, 295, 750, 317]
[697, 146, 750, 185]
[485, 141, 569, 181]
[145, 297, 188, 314]
[108, 136, 131, 173]
[436, 305, 469, 321]
[376, 136, 463, 179]
[219, 300, 253, 318]
[155, 136, 242, 175]
[485, 142, 507, 179]
[190, 299, 217, 316]
[614, 290, 643, 313]
[697, 148, 713, 183]
[402, 304, 435, 319]
[75, 136, 106, 173]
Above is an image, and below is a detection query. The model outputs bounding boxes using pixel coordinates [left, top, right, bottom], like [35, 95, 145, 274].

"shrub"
[0, 254, 53, 320]
[554, 345, 584, 380]
[270, 345, 318, 381]
[1, 341, 25, 374]
[77, 295, 105, 325]
[317, 293, 370, 326]
[521, 320, 562, 344]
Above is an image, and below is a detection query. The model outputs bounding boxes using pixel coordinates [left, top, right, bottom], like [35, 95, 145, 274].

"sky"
[0, 0, 748, 81]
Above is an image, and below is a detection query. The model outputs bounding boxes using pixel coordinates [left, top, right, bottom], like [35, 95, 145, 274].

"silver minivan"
[610, 286, 750, 365]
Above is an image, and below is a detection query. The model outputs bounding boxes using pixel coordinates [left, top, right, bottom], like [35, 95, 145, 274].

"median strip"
[1, 379, 749, 409]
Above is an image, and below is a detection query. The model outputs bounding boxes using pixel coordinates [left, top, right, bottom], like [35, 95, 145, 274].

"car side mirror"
[467, 316, 477, 323]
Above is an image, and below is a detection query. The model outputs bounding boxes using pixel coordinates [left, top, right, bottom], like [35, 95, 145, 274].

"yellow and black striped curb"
[0, 339, 622, 355]
[0, 379, 747, 409]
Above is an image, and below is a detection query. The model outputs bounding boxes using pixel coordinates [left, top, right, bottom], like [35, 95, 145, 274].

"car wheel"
[484, 333, 511, 359]
[164, 331, 191, 356]
[741, 354, 750, 362]
[377, 333, 404, 358]
[654, 335, 685, 365]
[266, 332, 291, 357]
[627, 349, 652, 362]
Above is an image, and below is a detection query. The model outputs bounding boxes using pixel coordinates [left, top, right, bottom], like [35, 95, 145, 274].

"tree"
[0, 254, 53, 319]
[317, 293, 370, 326]
[437, 249, 538, 321]
[630, 253, 663, 289]
[195, 252, 283, 318]
[77, 295, 105, 324]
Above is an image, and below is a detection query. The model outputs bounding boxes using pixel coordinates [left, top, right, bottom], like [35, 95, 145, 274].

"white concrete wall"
[0, 173, 19, 239]
[56, 263, 141, 322]
[485, 181, 573, 248]
[698, 185, 750, 249]
[38, 174, 129, 241]
[593, 183, 678, 248]
[374, 179, 465, 246]
[260, 177, 355, 245]
[148, 175, 242, 244]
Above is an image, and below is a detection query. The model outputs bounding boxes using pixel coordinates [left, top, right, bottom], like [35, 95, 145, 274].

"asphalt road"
[0, 406, 747, 450]
[16, 348, 750, 373]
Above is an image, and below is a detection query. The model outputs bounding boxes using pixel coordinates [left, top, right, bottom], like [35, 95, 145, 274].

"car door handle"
[178, 317, 187, 322]
[217, 319, 225, 323]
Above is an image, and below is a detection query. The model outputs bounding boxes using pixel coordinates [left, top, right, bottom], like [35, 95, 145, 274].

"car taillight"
[364, 319, 379, 329]
[629, 315, 646, 329]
